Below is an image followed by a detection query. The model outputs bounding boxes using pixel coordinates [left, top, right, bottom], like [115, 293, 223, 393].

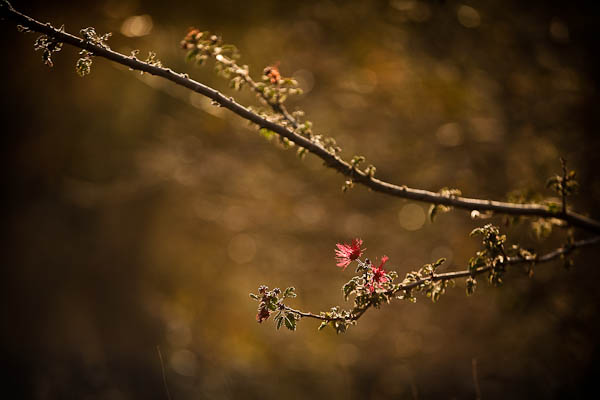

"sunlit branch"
[215, 55, 300, 130]
[2, 3, 599, 233]
[285, 236, 600, 324]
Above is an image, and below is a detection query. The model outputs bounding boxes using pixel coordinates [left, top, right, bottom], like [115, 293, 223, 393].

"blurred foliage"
[1, 0, 600, 399]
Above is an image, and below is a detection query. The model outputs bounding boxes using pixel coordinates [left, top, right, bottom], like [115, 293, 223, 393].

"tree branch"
[285, 235, 600, 324]
[2, 3, 599, 233]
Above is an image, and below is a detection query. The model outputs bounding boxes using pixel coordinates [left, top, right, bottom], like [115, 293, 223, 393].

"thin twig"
[282, 305, 329, 321]
[216, 56, 300, 130]
[1, 4, 599, 233]
[156, 345, 172, 400]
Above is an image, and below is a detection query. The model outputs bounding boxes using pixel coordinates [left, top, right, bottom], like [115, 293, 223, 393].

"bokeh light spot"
[457, 5, 481, 28]
[390, 0, 415, 12]
[398, 203, 426, 231]
[550, 18, 569, 43]
[167, 320, 192, 347]
[121, 15, 153, 37]
[293, 202, 324, 225]
[228, 234, 257, 264]
[222, 205, 250, 232]
[409, 2, 431, 22]
[170, 349, 197, 377]
[436, 122, 463, 147]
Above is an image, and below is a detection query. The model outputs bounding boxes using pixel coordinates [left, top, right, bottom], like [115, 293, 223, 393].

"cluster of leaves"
[318, 256, 399, 334]
[468, 224, 508, 288]
[422, 158, 578, 239]
[144, 51, 162, 68]
[79, 27, 111, 48]
[396, 257, 451, 302]
[15, 21, 114, 75]
[179, 27, 391, 191]
[502, 160, 579, 240]
[33, 26, 64, 67]
[316, 307, 355, 334]
[75, 50, 93, 77]
[547, 158, 578, 210]
[256, 66, 304, 105]
[250, 285, 299, 331]
[180, 29, 238, 65]
[504, 190, 563, 240]
[341, 155, 376, 192]
[75, 27, 112, 77]
[181, 28, 302, 105]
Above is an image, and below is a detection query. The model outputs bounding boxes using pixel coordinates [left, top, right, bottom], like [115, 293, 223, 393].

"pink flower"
[368, 256, 390, 293]
[335, 238, 365, 270]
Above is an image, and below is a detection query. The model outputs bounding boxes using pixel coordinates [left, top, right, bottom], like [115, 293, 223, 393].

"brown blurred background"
[1, 0, 600, 398]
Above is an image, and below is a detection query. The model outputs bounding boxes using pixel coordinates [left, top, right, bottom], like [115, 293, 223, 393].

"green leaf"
[466, 277, 477, 296]
[284, 313, 297, 331]
[283, 287, 296, 299]
[342, 280, 357, 301]
[318, 321, 328, 331]
[249, 293, 259, 300]
[429, 204, 452, 222]
[296, 147, 308, 159]
[259, 128, 275, 140]
[274, 311, 283, 330]
[428, 204, 438, 222]
[350, 155, 366, 168]
[267, 298, 278, 311]
[470, 227, 484, 237]
[185, 50, 198, 62]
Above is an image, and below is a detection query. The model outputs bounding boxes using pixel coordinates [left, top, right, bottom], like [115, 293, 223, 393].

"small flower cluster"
[336, 239, 396, 297]
[336, 240, 392, 294]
